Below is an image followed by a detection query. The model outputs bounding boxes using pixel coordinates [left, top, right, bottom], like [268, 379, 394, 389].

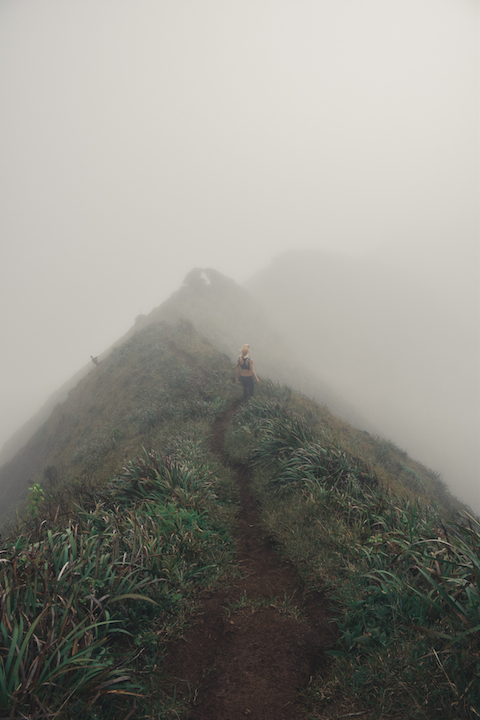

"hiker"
[236, 344, 259, 399]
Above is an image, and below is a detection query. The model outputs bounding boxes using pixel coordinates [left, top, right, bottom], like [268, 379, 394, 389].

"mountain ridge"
[0, 263, 475, 520]
[0, 267, 372, 472]
[0, 289, 477, 719]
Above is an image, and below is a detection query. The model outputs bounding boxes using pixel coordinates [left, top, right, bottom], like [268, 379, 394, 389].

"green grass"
[1, 322, 476, 718]
[1, 320, 237, 528]
[223, 382, 480, 719]
[1, 442, 237, 719]
[224, 591, 306, 622]
[0, 320, 240, 718]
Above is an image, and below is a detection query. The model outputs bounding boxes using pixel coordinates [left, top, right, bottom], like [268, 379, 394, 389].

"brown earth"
[165, 405, 338, 719]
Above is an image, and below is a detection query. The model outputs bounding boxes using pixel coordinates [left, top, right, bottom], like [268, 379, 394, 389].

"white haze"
[0, 1, 478, 508]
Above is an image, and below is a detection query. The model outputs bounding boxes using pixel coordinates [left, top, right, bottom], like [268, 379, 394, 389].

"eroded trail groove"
[167, 406, 336, 719]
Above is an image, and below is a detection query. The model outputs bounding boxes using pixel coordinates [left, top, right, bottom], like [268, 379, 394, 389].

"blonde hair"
[240, 344, 250, 357]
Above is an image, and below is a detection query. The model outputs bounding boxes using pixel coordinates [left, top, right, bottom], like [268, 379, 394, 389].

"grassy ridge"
[1, 321, 240, 719]
[0, 319, 237, 526]
[1, 320, 476, 718]
[224, 383, 479, 719]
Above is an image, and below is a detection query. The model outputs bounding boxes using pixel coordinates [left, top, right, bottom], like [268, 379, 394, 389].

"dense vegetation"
[224, 384, 480, 718]
[1, 449, 236, 719]
[0, 321, 239, 719]
[1, 320, 478, 718]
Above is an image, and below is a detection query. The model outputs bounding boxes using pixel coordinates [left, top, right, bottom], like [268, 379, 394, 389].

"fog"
[247, 248, 480, 512]
[0, 2, 478, 507]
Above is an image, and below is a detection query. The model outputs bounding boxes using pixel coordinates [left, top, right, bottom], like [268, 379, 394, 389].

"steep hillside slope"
[0, 315, 477, 719]
[0, 319, 235, 524]
[245, 249, 480, 511]
[0, 268, 370, 488]
[0, 364, 92, 466]
[136, 268, 369, 424]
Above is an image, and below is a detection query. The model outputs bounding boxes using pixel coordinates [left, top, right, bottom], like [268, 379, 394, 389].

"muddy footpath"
[166, 408, 337, 720]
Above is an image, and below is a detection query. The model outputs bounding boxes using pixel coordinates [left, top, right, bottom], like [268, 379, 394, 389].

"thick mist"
[0, 2, 478, 508]
[246, 249, 479, 512]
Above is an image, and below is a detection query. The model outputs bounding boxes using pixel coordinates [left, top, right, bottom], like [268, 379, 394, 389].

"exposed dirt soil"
[166, 405, 338, 719]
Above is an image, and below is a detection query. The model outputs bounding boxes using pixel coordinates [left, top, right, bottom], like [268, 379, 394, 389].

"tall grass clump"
[0, 444, 236, 719]
[224, 386, 480, 719]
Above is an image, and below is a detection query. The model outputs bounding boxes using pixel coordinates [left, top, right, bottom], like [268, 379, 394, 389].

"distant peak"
[182, 268, 237, 291]
[183, 268, 209, 287]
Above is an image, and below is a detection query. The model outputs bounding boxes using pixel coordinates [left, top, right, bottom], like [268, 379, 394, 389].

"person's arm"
[250, 359, 259, 382]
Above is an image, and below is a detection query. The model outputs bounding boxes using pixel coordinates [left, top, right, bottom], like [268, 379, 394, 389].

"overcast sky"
[0, 1, 478, 495]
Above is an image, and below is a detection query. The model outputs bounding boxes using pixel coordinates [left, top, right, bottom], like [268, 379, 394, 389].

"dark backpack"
[239, 356, 250, 370]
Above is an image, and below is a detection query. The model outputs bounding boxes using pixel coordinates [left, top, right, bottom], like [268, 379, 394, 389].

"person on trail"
[236, 344, 259, 400]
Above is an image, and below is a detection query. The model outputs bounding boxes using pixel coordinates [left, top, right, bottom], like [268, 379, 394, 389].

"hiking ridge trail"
[166, 405, 336, 719]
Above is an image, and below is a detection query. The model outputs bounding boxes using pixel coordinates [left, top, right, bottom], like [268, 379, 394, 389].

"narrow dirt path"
[166, 405, 336, 719]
